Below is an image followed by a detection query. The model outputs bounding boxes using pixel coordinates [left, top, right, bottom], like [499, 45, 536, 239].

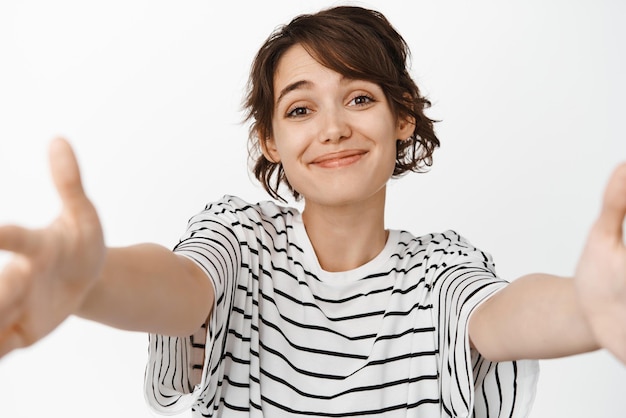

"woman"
[0, 5, 624, 418]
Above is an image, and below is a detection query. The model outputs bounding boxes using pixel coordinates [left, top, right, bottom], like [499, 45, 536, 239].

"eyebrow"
[274, 76, 367, 108]
[275, 80, 312, 107]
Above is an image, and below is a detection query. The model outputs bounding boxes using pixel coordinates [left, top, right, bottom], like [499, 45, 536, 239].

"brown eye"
[349, 95, 374, 106]
[287, 106, 310, 118]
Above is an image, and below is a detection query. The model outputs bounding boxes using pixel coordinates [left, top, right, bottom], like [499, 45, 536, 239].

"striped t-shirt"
[144, 196, 539, 417]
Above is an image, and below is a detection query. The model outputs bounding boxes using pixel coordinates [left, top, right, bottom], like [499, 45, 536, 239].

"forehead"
[272, 44, 382, 112]
[273, 44, 336, 91]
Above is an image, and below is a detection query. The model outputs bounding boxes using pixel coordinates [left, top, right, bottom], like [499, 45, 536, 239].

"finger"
[49, 138, 87, 208]
[595, 162, 626, 239]
[0, 328, 26, 359]
[0, 259, 29, 336]
[0, 225, 41, 255]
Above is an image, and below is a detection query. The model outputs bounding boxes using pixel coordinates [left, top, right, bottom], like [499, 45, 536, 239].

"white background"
[0, 1, 624, 417]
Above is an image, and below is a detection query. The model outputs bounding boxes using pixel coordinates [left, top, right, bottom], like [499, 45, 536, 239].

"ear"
[396, 113, 415, 141]
[260, 133, 281, 163]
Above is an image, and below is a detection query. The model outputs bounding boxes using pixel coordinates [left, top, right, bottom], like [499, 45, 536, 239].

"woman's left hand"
[575, 162, 626, 364]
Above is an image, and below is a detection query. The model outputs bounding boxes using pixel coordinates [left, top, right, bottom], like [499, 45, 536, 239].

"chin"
[303, 186, 387, 209]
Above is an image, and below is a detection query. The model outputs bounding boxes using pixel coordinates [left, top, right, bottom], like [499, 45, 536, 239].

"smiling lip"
[310, 150, 367, 168]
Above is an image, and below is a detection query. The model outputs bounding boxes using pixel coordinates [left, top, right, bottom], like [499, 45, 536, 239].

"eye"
[348, 94, 375, 107]
[286, 106, 311, 118]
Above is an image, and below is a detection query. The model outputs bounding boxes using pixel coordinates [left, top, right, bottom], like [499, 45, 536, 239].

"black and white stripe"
[145, 196, 539, 417]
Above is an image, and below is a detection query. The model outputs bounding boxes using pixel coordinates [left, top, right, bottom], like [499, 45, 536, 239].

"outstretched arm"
[78, 243, 213, 337]
[469, 162, 626, 363]
[0, 139, 213, 359]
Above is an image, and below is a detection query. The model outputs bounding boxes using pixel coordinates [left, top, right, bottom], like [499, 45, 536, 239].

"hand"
[575, 162, 626, 364]
[0, 138, 105, 358]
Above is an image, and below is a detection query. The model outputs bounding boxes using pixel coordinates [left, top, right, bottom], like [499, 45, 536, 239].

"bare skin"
[0, 142, 625, 364]
[0, 48, 624, 365]
[264, 45, 412, 272]
[0, 138, 106, 357]
[0, 138, 213, 358]
[470, 164, 626, 363]
[263, 45, 626, 363]
[574, 163, 626, 363]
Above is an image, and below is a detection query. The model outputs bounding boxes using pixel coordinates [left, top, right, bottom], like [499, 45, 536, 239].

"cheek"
[273, 127, 309, 159]
[382, 145, 398, 178]
[273, 137, 295, 162]
[379, 132, 400, 176]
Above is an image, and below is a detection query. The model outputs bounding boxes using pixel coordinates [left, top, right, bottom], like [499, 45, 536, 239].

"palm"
[0, 139, 105, 358]
[575, 163, 626, 364]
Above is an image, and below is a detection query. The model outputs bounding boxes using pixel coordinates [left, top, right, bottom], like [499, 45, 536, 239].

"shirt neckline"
[291, 212, 399, 285]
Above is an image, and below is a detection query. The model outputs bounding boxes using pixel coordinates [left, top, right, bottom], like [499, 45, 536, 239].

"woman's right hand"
[0, 138, 105, 358]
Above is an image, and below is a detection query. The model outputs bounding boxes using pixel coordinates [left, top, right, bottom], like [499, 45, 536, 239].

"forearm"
[470, 273, 600, 362]
[77, 243, 213, 337]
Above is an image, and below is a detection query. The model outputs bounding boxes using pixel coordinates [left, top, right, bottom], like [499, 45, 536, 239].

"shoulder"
[184, 196, 300, 241]
[396, 229, 485, 255]
[395, 229, 495, 271]
[175, 196, 301, 258]
[191, 195, 297, 224]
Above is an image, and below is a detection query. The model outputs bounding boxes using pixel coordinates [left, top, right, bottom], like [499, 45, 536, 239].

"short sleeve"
[426, 231, 539, 418]
[144, 196, 244, 415]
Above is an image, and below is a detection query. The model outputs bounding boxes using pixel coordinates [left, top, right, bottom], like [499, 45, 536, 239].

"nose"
[318, 107, 351, 143]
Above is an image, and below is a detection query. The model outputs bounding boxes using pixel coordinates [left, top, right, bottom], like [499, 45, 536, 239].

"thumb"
[49, 138, 87, 208]
[595, 162, 626, 240]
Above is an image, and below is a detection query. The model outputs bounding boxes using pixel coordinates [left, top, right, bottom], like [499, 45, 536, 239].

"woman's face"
[264, 44, 413, 209]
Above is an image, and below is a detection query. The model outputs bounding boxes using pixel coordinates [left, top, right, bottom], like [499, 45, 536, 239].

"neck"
[301, 188, 387, 272]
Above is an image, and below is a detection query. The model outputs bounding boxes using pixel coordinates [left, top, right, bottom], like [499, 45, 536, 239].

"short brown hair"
[244, 6, 440, 201]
